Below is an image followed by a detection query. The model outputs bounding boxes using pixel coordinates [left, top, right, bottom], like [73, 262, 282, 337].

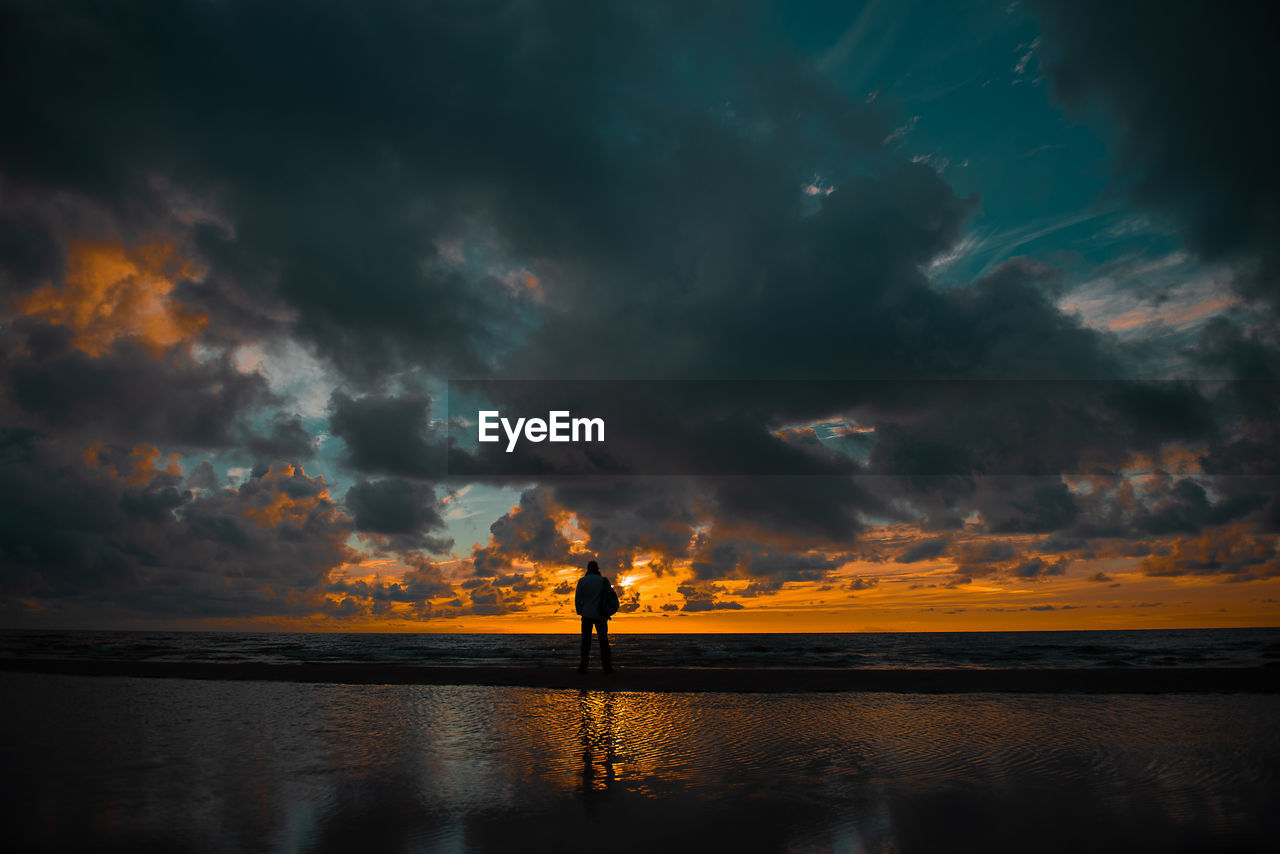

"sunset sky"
[1, 0, 1276, 632]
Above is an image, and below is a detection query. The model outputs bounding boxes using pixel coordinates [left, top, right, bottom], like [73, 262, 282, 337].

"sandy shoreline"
[2, 659, 1276, 693]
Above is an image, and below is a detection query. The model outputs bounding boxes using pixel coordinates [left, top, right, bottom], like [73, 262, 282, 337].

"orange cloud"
[126, 445, 183, 485]
[243, 462, 334, 528]
[1105, 293, 1235, 332]
[1141, 526, 1280, 581]
[773, 425, 822, 444]
[11, 238, 207, 357]
[82, 442, 182, 485]
[82, 442, 105, 468]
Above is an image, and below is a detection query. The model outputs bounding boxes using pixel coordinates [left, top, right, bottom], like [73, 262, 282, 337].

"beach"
[3, 670, 1277, 852]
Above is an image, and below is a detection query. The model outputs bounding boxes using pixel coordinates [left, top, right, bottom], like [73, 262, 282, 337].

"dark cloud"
[493, 573, 541, 593]
[508, 163, 975, 382]
[0, 1, 543, 377]
[470, 474, 870, 593]
[187, 460, 221, 491]
[0, 431, 352, 619]
[1032, 0, 1279, 309]
[244, 414, 317, 462]
[953, 539, 1020, 579]
[0, 429, 148, 599]
[896, 537, 950, 563]
[551, 479, 699, 575]
[954, 540, 1018, 565]
[678, 584, 744, 612]
[587, 527, 854, 598]
[10, 0, 1197, 549]
[1135, 477, 1265, 535]
[0, 0, 893, 383]
[0, 200, 63, 290]
[1141, 529, 1280, 582]
[161, 462, 351, 589]
[1009, 557, 1068, 580]
[343, 478, 452, 554]
[328, 391, 444, 479]
[1039, 534, 1087, 554]
[329, 558, 455, 607]
[990, 482, 1078, 534]
[616, 583, 642, 613]
[470, 487, 574, 577]
[740, 551, 847, 594]
[1191, 318, 1280, 381]
[462, 579, 527, 617]
[3, 0, 1277, 622]
[2, 330, 268, 450]
[707, 476, 879, 546]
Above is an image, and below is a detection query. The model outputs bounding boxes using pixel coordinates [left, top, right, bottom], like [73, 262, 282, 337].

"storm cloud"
[1032, 0, 1279, 311]
[0, 1, 1276, 624]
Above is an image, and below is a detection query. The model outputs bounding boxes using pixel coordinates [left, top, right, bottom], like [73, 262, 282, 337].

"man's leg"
[597, 619, 612, 671]
[580, 617, 592, 671]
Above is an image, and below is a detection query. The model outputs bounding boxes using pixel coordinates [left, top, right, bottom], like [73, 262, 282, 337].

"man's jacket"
[575, 573, 611, 620]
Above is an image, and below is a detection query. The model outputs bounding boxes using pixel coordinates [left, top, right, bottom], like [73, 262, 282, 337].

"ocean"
[3, 626, 1278, 670]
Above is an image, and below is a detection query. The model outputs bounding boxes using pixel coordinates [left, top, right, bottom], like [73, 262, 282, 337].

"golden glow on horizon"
[30, 461, 1272, 632]
[167, 525, 1280, 633]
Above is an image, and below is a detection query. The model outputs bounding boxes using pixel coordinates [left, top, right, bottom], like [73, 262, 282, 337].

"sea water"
[2, 626, 1277, 669]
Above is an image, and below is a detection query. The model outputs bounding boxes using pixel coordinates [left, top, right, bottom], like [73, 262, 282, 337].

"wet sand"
[2, 658, 1276, 692]
[3, 672, 1277, 852]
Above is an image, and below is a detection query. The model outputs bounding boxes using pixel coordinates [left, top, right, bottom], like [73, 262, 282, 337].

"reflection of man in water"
[575, 560, 614, 673]
[578, 691, 617, 801]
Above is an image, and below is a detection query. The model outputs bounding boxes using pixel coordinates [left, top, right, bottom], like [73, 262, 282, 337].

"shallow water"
[2, 673, 1276, 852]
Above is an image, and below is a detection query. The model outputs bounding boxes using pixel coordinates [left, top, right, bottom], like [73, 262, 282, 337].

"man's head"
[586, 560, 600, 574]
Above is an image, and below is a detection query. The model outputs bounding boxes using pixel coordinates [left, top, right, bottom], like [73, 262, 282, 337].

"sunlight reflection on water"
[2, 674, 1276, 852]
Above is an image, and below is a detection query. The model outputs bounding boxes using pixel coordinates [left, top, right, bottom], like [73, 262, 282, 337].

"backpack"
[600, 580, 620, 618]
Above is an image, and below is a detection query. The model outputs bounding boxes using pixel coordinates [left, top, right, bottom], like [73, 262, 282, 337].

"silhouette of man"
[575, 560, 614, 673]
